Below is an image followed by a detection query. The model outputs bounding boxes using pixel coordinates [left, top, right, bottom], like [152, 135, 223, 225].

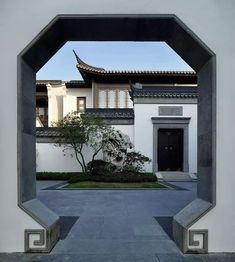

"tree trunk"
[74, 150, 85, 173]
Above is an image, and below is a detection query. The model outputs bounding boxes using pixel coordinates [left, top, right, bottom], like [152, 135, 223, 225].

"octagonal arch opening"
[18, 15, 216, 253]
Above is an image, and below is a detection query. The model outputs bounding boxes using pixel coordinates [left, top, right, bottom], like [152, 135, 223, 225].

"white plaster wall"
[36, 116, 43, 127]
[48, 85, 65, 126]
[134, 105, 153, 172]
[0, 0, 235, 253]
[182, 104, 197, 173]
[36, 143, 102, 172]
[63, 88, 92, 116]
[112, 125, 134, 144]
[36, 125, 134, 172]
[134, 103, 197, 173]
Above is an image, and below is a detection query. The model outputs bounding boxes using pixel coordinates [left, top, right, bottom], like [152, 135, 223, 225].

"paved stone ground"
[1, 181, 235, 261]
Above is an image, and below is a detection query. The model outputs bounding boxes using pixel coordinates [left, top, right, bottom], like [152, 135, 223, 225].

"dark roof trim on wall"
[65, 80, 90, 88]
[36, 127, 61, 138]
[36, 109, 134, 139]
[85, 108, 134, 119]
[129, 86, 198, 100]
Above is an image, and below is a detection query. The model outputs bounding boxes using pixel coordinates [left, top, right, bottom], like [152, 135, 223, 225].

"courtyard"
[1, 181, 234, 261]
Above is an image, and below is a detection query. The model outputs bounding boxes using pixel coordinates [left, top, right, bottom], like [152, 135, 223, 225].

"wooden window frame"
[96, 84, 130, 108]
[77, 97, 86, 112]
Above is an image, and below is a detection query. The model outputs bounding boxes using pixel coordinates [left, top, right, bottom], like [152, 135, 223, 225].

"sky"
[36, 41, 193, 80]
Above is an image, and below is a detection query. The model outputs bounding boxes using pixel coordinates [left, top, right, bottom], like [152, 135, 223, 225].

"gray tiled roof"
[85, 108, 134, 119]
[73, 50, 196, 76]
[77, 63, 196, 76]
[36, 80, 90, 89]
[36, 80, 62, 85]
[36, 109, 134, 137]
[65, 80, 90, 88]
[130, 86, 198, 99]
[36, 128, 61, 137]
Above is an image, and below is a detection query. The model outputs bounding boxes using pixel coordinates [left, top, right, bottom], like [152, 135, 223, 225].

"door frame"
[158, 128, 184, 171]
[152, 117, 191, 172]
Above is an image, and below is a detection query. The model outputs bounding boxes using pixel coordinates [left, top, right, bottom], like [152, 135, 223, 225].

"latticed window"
[98, 90, 106, 108]
[108, 90, 116, 108]
[118, 90, 126, 108]
[98, 88, 132, 108]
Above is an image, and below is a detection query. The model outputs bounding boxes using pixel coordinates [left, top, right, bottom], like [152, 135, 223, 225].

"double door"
[158, 128, 183, 171]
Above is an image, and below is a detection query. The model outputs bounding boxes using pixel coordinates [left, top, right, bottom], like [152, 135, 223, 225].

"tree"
[54, 111, 112, 173]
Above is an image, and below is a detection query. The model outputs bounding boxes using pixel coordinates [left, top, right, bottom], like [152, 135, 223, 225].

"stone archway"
[18, 15, 216, 253]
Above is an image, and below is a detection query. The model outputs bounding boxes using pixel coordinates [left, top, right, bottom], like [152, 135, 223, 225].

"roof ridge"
[73, 51, 196, 76]
[77, 63, 195, 75]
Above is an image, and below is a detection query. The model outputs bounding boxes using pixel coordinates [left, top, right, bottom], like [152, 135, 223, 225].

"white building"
[36, 52, 198, 173]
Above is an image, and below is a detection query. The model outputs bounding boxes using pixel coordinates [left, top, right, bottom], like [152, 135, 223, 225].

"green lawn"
[64, 181, 166, 189]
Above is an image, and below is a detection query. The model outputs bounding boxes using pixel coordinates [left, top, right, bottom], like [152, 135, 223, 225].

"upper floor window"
[118, 90, 126, 108]
[108, 90, 116, 108]
[77, 97, 86, 112]
[99, 90, 106, 108]
[36, 107, 48, 127]
[97, 88, 132, 108]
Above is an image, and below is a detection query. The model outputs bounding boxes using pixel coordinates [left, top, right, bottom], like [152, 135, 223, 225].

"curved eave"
[73, 50, 105, 72]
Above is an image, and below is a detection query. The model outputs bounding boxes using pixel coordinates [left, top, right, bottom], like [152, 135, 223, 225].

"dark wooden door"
[158, 129, 183, 171]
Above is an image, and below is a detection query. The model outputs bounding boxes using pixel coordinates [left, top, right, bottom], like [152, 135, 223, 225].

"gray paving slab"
[156, 253, 202, 262]
[156, 253, 235, 262]
[0, 253, 159, 262]
[52, 239, 180, 255]
[199, 253, 235, 262]
[2, 252, 235, 262]
[1, 181, 235, 261]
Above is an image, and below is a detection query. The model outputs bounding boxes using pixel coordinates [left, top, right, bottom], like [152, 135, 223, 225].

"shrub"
[121, 165, 140, 175]
[123, 151, 151, 173]
[87, 159, 116, 176]
[36, 171, 157, 183]
[69, 172, 157, 183]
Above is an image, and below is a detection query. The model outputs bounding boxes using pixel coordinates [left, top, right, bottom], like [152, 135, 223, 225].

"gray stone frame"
[152, 117, 190, 172]
[17, 14, 216, 253]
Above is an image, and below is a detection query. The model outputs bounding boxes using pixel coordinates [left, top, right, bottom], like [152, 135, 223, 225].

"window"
[118, 90, 126, 108]
[36, 107, 48, 126]
[98, 90, 106, 108]
[77, 97, 86, 112]
[108, 90, 116, 108]
[98, 87, 132, 108]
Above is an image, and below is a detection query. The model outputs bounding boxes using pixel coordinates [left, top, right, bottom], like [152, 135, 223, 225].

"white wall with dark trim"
[134, 103, 198, 173]
[37, 103, 197, 173]
[63, 88, 93, 116]
[36, 124, 134, 172]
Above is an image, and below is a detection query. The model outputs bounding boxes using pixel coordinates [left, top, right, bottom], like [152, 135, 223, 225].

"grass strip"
[64, 181, 166, 189]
